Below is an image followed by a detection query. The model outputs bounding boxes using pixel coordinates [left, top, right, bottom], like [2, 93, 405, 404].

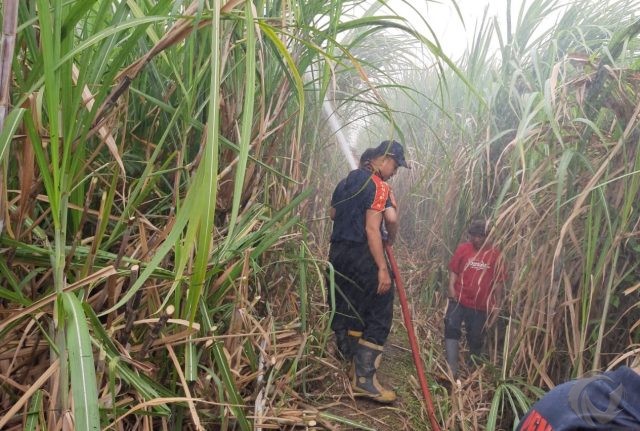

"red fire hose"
[385, 244, 442, 431]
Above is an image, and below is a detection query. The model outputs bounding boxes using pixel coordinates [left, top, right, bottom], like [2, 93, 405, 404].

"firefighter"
[517, 363, 640, 430]
[328, 140, 409, 403]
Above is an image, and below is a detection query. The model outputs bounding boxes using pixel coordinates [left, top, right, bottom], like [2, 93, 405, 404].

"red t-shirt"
[448, 242, 506, 311]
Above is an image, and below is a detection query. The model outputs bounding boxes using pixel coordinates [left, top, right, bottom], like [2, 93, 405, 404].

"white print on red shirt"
[466, 260, 490, 271]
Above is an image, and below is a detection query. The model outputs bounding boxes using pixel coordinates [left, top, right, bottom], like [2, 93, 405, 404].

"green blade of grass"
[487, 383, 504, 431]
[62, 292, 100, 431]
[184, 0, 222, 324]
[211, 341, 251, 431]
[24, 389, 44, 431]
[223, 1, 257, 245]
[0, 107, 24, 164]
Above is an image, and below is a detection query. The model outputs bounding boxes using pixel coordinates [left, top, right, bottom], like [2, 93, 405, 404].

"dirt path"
[310, 310, 448, 430]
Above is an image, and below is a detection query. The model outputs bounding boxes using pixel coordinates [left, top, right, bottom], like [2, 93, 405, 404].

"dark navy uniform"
[328, 167, 394, 346]
[517, 366, 640, 430]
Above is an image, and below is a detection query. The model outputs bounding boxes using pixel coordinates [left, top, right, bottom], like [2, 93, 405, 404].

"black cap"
[373, 140, 410, 169]
[468, 219, 488, 237]
[359, 148, 377, 167]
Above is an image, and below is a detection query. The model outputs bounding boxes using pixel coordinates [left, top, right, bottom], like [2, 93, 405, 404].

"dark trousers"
[444, 301, 487, 357]
[328, 241, 394, 346]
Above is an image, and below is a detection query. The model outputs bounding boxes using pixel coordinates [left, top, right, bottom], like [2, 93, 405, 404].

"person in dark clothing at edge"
[516, 362, 640, 430]
[329, 148, 398, 222]
[328, 140, 408, 403]
[445, 219, 506, 379]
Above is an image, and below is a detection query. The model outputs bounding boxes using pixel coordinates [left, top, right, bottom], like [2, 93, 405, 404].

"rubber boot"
[352, 339, 396, 403]
[335, 330, 362, 362]
[445, 338, 460, 379]
[346, 330, 362, 380]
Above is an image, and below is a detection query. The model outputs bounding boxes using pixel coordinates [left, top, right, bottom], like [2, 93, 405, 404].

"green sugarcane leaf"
[487, 384, 504, 431]
[318, 412, 377, 431]
[211, 341, 251, 431]
[83, 303, 172, 413]
[224, 1, 257, 245]
[24, 389, 44, 431]
[62, 292, 100, 431]
[0, 108, 24, 163]
[184, 0, 222, 324]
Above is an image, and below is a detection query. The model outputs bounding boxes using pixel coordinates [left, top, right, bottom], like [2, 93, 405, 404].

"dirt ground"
[308, 308, 450, 430]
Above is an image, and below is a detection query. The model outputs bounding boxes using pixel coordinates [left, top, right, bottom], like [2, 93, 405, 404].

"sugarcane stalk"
[139, 305, 174, 358]
[105, 216, 136, 323]
[65, 177, 98, 269]
[119, 265, 141, 347]
[0, 0, 19, 235]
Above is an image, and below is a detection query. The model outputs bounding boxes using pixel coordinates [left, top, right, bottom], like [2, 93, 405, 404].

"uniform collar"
[362, 164, 383, 180]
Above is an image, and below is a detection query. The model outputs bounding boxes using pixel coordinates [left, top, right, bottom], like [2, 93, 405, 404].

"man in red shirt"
[445, 219, 506, 378]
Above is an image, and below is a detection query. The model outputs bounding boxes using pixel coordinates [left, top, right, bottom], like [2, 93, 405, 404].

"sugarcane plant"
[329, 0, 640, 428]
[0, 0, 464, 429]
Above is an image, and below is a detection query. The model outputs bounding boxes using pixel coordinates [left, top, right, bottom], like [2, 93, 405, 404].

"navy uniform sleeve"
[344, 169, 377, 210]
